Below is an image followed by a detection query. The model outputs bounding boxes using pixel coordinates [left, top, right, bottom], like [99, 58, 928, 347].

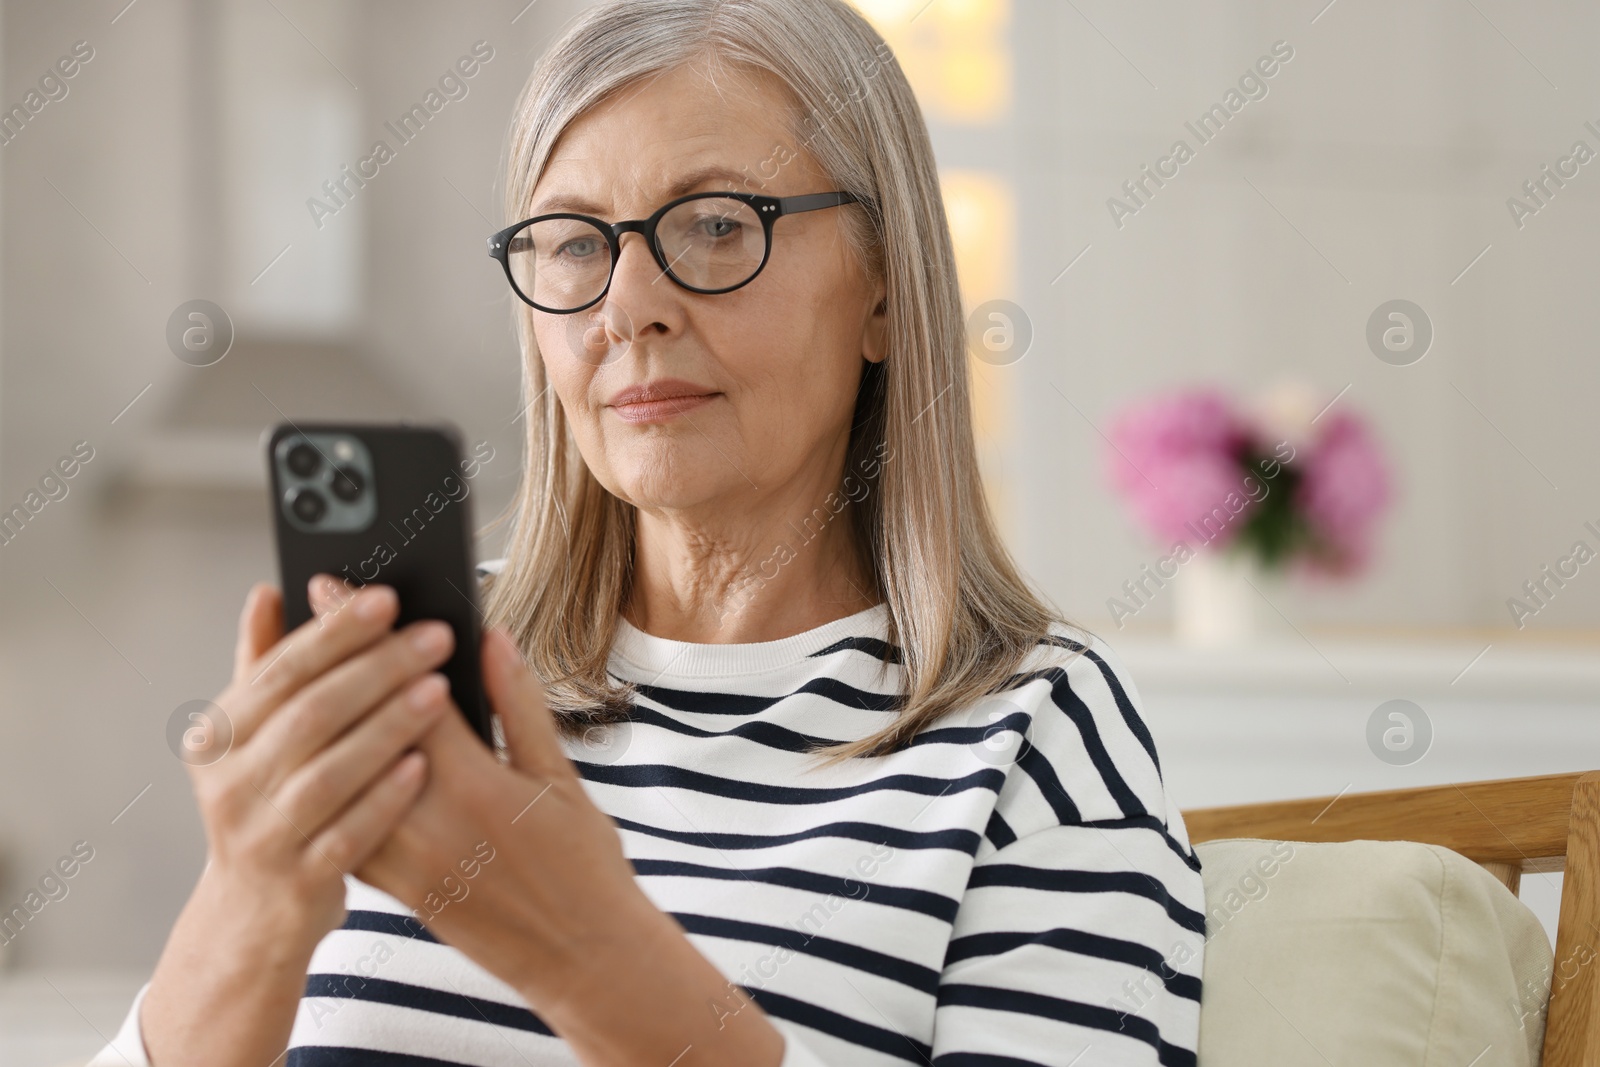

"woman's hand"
[140, 577, 458, 1067]
[346, 617, 786, 1067]
[343, 618, 647, 1003]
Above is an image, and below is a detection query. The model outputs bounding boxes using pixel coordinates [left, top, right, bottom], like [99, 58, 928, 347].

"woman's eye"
[693, 215, 740, 239]
[556, 237, 602, 259]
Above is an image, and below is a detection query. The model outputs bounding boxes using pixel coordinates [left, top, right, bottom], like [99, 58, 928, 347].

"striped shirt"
[93, 558, 1204, 1066]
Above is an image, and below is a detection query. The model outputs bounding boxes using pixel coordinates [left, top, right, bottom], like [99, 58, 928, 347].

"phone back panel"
[265, 421, 492, 746]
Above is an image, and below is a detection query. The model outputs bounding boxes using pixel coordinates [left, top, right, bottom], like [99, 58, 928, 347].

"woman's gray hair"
[484, 0, 1082, 762]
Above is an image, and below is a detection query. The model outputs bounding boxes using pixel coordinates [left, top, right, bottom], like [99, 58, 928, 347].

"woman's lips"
[609, 392, 719, 424]
[607, 379, 721, 424]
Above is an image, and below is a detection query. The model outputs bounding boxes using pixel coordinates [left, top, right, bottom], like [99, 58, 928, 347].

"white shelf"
[1112, 633, 1600, 702]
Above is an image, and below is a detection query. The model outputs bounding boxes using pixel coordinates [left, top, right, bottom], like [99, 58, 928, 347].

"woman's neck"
[622, 498, 878, 644]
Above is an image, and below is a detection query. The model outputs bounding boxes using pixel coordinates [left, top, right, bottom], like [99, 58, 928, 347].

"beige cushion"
[1195, 838, 1554, 1066]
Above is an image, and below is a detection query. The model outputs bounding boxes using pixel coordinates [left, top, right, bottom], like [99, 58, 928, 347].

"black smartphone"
[263, 421, 494, 748]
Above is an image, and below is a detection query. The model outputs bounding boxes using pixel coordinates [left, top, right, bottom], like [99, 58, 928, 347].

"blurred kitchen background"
[1, 0, 1597, 1060]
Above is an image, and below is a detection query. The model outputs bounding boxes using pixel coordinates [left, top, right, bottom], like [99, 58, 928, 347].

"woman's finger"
[484, 628, 572, 779]
[308, 573, 361, 620]
[232, 583, 284, 685]
[249, 620, 455, 789]
[222, 582, 401, 746]
[306, 750, 428, 877]
[272, 672, 450, 835]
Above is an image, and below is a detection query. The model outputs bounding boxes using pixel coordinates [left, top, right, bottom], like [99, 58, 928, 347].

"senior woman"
[92, 1, 1204, 1064]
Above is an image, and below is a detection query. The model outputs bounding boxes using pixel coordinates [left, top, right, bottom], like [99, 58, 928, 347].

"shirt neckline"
[610, 601, 890, 679]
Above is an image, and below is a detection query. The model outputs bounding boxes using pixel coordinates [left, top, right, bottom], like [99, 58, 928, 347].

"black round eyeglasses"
[486, 190, 861, 314]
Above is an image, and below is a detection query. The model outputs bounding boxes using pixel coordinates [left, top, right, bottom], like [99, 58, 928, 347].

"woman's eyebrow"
[531, 163, 752, 216]
[662, 163, 750, 198]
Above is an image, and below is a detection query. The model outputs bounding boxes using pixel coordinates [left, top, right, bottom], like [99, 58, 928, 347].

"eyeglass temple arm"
[774, 191, 860, 216]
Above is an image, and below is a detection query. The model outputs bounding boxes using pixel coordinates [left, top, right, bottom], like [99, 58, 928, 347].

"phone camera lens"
[288, 487, 326, 524]
[330, 467, 364, 503]
[286, 442, 321, 478]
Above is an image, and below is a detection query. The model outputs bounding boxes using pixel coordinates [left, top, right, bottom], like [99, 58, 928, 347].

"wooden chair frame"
[1182, 771, 1600, 1067]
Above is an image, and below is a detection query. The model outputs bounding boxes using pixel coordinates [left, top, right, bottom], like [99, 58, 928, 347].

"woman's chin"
[611, 475, 734, 515]
[601, 445, 751, 513]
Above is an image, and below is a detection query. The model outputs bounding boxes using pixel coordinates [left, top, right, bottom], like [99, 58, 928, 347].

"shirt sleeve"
[86, 979, 154, 1067]
[933, 821, 1205, 1064]
[928, 634, 1206, 1065]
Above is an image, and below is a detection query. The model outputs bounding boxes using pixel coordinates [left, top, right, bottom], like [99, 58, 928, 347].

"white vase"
[1173, 549, 1290, 647]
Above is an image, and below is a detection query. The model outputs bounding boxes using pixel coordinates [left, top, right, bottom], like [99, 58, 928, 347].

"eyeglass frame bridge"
[486, 189, 862, 315]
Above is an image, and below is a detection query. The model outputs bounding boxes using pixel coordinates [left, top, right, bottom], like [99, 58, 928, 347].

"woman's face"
[527, 61, 887, 520]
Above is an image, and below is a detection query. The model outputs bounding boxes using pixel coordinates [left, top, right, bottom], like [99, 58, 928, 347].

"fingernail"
[410, 620, 452, 654]
[356, 586, 395, 620]
[409, 673, 448, 712]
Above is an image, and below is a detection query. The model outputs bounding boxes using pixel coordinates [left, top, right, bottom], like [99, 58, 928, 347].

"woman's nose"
[605, 231, 676, 314]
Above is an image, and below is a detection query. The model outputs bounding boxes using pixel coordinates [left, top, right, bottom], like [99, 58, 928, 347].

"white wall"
[1005, 0, 1600, 635]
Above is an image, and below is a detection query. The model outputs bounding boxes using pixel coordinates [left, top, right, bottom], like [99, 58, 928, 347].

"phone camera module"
[275, 432, 376, 534]
[288, 487, 327, 524]
[329, 467, 364, 503]
[286, 442, 322, 478]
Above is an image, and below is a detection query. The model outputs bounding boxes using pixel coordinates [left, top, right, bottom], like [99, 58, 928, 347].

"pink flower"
[1296, 411, 1391, 575]
[1105, 389, 1254, 546]
[1105, 385, 1393, 580]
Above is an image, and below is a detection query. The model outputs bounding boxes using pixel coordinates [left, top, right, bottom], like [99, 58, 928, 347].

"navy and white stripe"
[92, 558, 1204, 1066]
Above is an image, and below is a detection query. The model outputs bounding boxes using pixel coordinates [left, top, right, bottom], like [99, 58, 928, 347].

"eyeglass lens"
[507, 197, 767, 311]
